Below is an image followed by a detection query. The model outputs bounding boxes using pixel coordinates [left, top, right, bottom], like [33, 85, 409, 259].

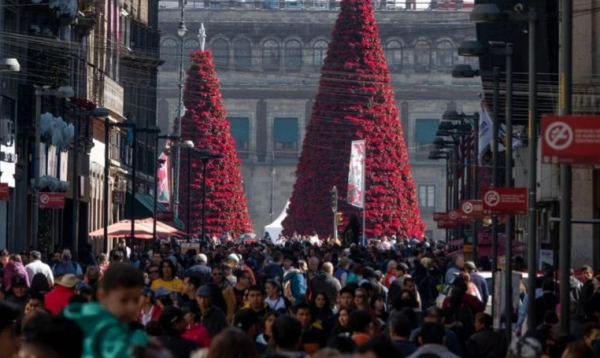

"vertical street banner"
[347, 140, 365, 208]
[157, 151, 171, 206]
[478, 103, 493, 165]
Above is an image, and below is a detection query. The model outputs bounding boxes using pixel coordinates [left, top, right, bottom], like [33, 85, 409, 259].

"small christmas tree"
[177, 50, 252, 236]
[282, 0, 424, 239]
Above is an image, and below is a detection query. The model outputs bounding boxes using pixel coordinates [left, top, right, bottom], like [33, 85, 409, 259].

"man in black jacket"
[196, 285, 228, 338]
[580, 266, 596, 318]
[465, 312, 507, 358]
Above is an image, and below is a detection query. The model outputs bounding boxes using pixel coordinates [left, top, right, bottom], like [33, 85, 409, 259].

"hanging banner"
[347, 140, 366, 208]
[157, 151, 171, 206]
[437, 218, 456, 229]
[541, 115, 600, 164]
[460, 200, 484, 218]
[39, 192, 65, 209]
[112, 190, 126, 205]
[447, 209, 471, 223]
[482, 187, 528, 214]
[478, 103, 493, 165]
[0, 183, 8, 201]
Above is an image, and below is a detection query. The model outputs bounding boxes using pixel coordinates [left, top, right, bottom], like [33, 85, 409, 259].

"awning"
[125, 192, 185, 230]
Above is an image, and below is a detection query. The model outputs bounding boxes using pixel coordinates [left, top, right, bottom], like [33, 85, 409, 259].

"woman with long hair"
[370, 293, 388, 328]
[310, 292, 333, 335]
[256, 310, 280, 347]
[330, 306, 354, 338]
[150, 259, 183, 293]
[354, 288, 370, 311]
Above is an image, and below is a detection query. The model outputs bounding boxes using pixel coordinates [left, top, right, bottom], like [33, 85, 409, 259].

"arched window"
[414, 40, 430, 72]
[313, 40, 328, 68]
[234, 38, 251, 68]
[184, 39, 199, 67]
[385, 40, 403, 71]
[161, 38, 178, 70]
[436, 41, 453, 68]
[212, 39, 230, 70]
[262, 40, 280, 71]
[284, 40, 303, 71]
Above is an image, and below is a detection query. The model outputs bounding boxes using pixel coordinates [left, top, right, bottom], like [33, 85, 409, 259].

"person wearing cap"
[186, 253, 212, 286]
[6, 275, 29, 311]
[0, 300, 21, 358]
[158, 306, 199, 358]
[196, 285, 227, 337]
[180, 302, 211, 348]
[45, 273, 79, 315]
[138, 287, 162, 326]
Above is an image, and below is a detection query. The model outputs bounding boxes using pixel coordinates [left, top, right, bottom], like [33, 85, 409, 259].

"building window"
[385, 40, 402, 71]
[418, 185, 435, 208]
[436, 41, 453, 68]
[262, 40, 280, 71]
[415, 119, 439, 152]
[274, 117, 298, 150]
[212, 39, 229, 69]
[313, 40, 328, 68]
[227, 117, 250, 150]
[285, 40, 303, 71]
[234, 38, 251, 68]
[161, 38, 178, 70]
[414, 40, 430, 71]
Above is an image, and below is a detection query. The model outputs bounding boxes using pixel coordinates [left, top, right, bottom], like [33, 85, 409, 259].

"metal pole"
[332, 186, 338, 242]
[72, 108, 80, 253]
[465, 128, 471, 249]
[153, 135, 159, 240]
[131, 126, 137, 241]
[491, 66, 500, 303]
[362, 142, 367, 242]
[32, 90, 41, 250]
[201, 158, 207, 244]
[527, 8, 539, 331]
[173, 5, 186, 219]
[504, 43, 514, 339]
[453, 145, 459, 241]
[559, 0, 572, 335]
[187, 148, 191, 236]
[103, 119, 110, 253]
[473, 113, 479, 264]
[446, 158, 450, 242]
[270, 152, 275, 223]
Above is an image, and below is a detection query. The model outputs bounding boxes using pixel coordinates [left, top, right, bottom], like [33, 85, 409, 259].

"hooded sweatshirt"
[63, 302, 149, 358]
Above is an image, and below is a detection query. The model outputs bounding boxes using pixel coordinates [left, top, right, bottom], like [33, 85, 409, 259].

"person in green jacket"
[63, 262, 149, 358]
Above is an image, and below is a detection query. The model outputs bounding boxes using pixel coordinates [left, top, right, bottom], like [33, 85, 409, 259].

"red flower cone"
[177, 50, 252, 237]
[282, 0, 425, 239]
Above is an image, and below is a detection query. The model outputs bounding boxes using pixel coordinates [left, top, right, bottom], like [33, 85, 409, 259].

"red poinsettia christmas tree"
[177, 50, 252, 236]
[282, 0, 425, 239]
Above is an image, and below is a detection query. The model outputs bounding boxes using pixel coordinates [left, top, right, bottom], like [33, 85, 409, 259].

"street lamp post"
[172, 6, 188, 219]
[181, 140, 194, 237]
[32, 85, 75, 250]
[103, 118, 136, 253]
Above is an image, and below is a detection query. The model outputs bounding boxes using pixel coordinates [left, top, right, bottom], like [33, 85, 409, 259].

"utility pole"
[269, 151, 275, 223]
[331, 186, 338, 242]
[504, 42, 514, 340]
[559, 0, 573, 335]
[173, 0, 188, 219]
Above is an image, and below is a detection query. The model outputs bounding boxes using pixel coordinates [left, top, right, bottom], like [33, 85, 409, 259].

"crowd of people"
[0, 236, 599, 358]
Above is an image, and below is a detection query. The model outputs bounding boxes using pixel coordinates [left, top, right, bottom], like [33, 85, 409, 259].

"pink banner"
[347, 140, 365, 208]
[157, 151, 171, 206]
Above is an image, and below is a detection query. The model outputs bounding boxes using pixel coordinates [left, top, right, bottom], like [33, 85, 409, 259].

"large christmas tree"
[282, 0, 424, 238]
[178, 50, 252, 236]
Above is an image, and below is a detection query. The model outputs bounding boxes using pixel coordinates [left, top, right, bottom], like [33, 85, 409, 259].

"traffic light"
[336, 212, 343, 226]
[331, 186, 338, 212]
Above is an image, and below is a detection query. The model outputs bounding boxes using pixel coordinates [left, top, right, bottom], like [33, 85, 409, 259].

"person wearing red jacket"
[181, 301, 211, 348]
[138, 287, 162, 326]
[44, 274, 78, 315]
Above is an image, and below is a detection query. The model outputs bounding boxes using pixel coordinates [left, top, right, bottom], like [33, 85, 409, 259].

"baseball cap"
[159, 306, 184, 330]
[196, 253, 208, 263]
[0, 300, 20, 332]
[11, 275, 27, 288]
[154, 287, 171, 298]
[196, 285, 212, 297]
[227, 253, 240, 264]
[232, 309, 259, 332]
[397, 263, 409, 273]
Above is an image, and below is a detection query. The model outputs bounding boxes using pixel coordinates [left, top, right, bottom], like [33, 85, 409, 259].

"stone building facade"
[158, 5, 482, 238]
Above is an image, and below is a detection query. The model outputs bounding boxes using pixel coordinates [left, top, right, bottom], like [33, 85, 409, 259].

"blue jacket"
[284, 270, 306, 304]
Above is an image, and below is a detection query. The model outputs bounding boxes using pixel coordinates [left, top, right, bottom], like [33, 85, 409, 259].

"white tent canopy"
[264, 201, 289, 243]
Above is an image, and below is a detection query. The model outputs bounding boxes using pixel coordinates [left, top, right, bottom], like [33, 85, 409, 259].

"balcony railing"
[103, 75, 124, 117]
